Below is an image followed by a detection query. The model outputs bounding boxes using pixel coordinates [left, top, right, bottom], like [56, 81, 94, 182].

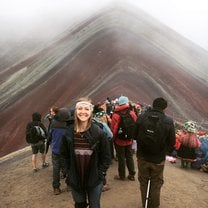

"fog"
[129, 0, 208, 51]
[0, 0, 113, 44]
[0, 0, 208, 57]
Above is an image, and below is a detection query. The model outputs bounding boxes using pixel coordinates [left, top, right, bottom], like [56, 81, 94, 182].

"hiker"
[93, 105, 114, 159]
[25, 112, 49, 173]
[134, 97, 175, 208]
[45, 106, 59, 132]
[44, 106, 59, 154]
[105, 97, 114, 116]
[111, 95, 137, 181]
[93, 108, 113, 192]
[49, 108, 71, 195]
[177, 120, 201, 168]
[60, 97, 111, 208]
[93, 108, 113, 140]
[93, 103, 112, 126]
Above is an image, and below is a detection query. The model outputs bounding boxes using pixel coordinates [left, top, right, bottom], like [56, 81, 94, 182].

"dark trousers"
[71, 182, 103, 208]
[109, 140, 115, 159]
[52, 153, 62, 188]
[137, 159, 164, 208]
[115, 144, 135, 178]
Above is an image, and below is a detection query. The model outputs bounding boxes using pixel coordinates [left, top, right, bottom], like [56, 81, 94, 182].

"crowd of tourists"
[25, 95, 208, 208]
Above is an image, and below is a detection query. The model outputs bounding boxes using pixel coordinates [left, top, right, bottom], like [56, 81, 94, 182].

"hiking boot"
[53, 187, 61, 195]
[102, 184, 111, 192]
[60, 172, 66, 179]
[66, 185, 71, 192]
[33, 168, 40, 173]
[114, 175, 125, 181]
[42, 162, 49, 168]
[127, 175, 135, 181]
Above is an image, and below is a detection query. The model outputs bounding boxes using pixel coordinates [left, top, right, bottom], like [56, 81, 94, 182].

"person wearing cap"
[177, 120, 201, 168]
[134, 97, 175, 208]
[111, 95, 137, 181]
[60, 97, 111, 208]
[49, 107, 71, 195]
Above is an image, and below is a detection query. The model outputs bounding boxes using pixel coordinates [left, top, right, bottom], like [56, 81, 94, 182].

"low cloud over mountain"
[0, 5, 207, 157]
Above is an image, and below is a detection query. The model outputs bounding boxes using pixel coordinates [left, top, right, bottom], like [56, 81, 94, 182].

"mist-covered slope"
[0, 5, 208, 157]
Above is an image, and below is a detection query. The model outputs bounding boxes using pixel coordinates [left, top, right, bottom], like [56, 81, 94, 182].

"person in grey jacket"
[60, 97, 111, 208]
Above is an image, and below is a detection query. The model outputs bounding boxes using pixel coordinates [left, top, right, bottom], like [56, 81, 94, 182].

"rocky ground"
[1, 148, 208, 208]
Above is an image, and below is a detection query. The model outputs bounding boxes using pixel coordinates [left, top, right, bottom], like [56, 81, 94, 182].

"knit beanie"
[118, 96, 129, 106]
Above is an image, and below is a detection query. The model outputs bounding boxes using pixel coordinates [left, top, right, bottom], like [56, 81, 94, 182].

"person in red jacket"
[111, 96, 137, 181]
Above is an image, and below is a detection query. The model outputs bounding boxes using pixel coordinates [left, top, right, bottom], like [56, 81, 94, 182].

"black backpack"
[26, 125, 46, 144]
[138, 111, 165, 154]
[117, 110, 135, 140]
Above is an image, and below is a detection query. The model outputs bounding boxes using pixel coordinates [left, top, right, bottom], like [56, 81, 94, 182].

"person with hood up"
[49, 107, 71, 195]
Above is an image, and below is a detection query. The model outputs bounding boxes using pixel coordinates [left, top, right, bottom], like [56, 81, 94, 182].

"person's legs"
[32, 154, 37, 169]
[31, 145, 38, 170]
[115, 144, 126, 179]
[52, 153, 61, 193]
[39, 143, 49, 167]
[149, 162, 164, 208]
[109, 140, 115, 160]
[88, 182, 103, 208]
[125, 145, 136, 179]
[137, 159, 151, 207]
[71, 188, 87, 208]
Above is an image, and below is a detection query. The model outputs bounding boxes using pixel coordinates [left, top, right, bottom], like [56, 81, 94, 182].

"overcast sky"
[0, 0, 208, 50]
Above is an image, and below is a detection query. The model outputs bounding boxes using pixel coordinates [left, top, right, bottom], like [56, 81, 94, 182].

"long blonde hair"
[74, 97, 93, 133]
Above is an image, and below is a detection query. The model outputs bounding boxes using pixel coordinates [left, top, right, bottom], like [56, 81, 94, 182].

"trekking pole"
[145, 177, 151, 208]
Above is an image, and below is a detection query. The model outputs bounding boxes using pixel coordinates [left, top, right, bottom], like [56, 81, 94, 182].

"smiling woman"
[59, 96, 111, 207]
[0, 0, 208, 160]
[74, 97, 94, 132]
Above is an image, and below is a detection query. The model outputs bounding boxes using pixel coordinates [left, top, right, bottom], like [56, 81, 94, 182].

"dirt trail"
[0, 148, 208, 208]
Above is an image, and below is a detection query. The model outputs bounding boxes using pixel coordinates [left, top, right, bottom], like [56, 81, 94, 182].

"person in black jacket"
[26, 112, 49, 173]
[60, 97, 111, 208]
[134, 97, 175, 208]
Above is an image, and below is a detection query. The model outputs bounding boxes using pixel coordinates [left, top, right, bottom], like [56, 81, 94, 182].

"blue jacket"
[50, 128, 66, 154]
[50, 118, 68, 154]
